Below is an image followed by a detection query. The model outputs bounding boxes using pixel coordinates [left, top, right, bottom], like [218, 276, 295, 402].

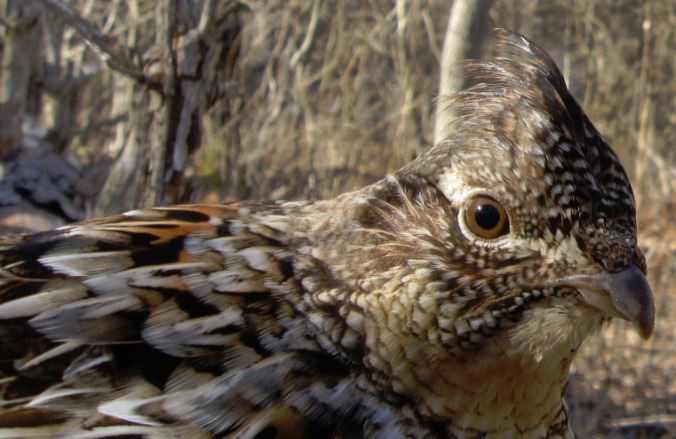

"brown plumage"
[0, 30, 654, 438]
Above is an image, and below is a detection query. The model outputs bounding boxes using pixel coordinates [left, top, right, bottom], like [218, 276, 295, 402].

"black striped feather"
[0, 203, 369, 438]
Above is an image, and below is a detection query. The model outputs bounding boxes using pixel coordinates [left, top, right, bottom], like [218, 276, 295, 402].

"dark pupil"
[474, 204, 500, 230]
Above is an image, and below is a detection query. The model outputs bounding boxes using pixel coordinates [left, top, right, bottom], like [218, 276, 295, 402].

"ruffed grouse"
[0, 30, 654, 438]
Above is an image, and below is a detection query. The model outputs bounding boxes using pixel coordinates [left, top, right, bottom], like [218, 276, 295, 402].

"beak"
[556, 264, 655, 339]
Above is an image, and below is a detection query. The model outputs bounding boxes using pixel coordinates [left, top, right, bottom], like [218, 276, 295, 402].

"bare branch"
[290, 0, 320, 67]
[36, 0, 154, 84]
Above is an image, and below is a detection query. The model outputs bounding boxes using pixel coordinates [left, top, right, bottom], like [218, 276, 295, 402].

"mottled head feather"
[402, 28, 640, 273]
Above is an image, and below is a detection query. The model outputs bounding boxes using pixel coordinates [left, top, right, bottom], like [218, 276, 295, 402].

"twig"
[421, 11, 441, 63]
[36, 0, 153, 85]
[290, 0, 321, 67]
[606, 414, 676, 428]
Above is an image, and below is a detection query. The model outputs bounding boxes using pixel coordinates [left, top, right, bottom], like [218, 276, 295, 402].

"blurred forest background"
[0, 0, 673, 437]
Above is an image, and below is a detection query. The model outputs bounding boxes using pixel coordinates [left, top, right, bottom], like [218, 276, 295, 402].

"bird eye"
[464, 196, 509, 239]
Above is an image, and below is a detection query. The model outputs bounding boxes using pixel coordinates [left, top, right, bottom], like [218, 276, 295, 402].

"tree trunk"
[40, 9, 77, 151]
[0, 0, 40, 158]
[92, 77, 152, 216]
[434, 0, 494, 144]
[88, 0, 241, 215]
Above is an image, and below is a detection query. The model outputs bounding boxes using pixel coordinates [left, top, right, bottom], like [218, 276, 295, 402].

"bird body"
[0, 30, 654, 438]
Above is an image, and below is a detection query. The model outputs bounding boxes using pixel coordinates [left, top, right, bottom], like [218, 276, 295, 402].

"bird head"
[381, 30, 654, 365]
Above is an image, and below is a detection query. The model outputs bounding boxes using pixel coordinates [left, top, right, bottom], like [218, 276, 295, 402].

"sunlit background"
[0, 1, 673, 436]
